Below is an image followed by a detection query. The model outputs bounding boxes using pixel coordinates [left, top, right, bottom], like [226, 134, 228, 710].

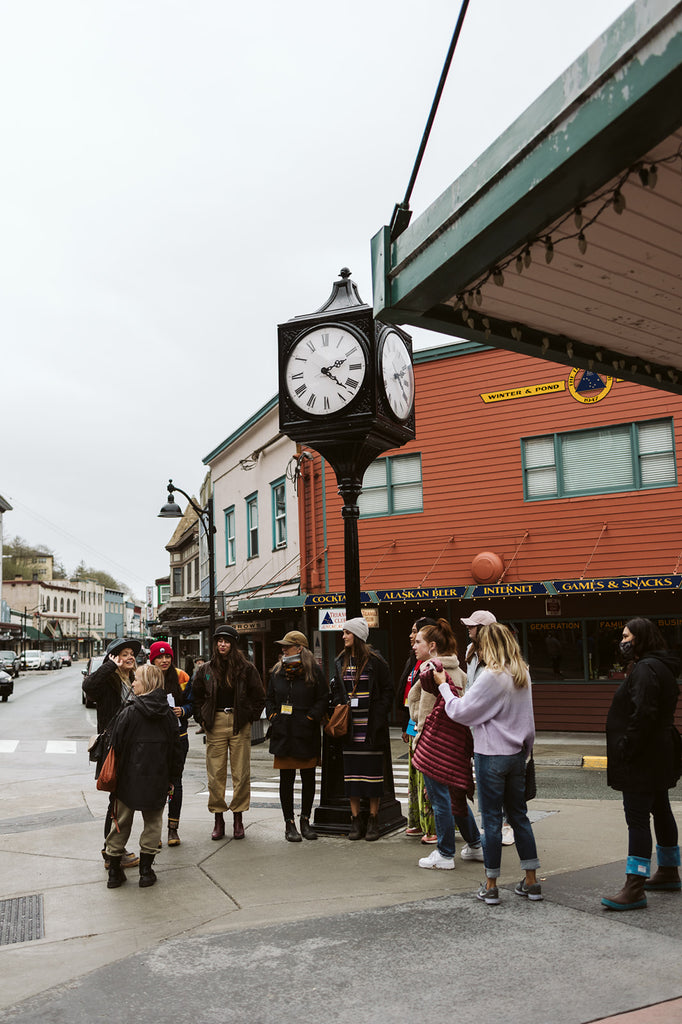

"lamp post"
[158, 480, 216, 647]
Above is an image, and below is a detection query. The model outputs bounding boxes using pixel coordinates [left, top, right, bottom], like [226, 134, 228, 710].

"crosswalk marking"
[45, 741, 78, 754]
[198, 765, 410, 801]
[0, 740, 19, 753]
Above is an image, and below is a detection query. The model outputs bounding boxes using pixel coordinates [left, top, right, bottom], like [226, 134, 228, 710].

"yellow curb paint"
[582, 756, 607, 769]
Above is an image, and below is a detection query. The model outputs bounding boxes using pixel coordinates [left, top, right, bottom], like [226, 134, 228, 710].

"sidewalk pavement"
[0, 731, 680, 1024]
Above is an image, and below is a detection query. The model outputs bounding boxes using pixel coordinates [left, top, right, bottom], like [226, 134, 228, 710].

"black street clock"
[277, 268, 413, 841]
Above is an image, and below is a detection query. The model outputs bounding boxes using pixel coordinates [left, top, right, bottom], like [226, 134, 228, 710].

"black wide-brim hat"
[106, 637, 142, 658]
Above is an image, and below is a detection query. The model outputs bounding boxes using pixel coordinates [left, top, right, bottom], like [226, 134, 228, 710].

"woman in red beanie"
[148, 641, 192, 846]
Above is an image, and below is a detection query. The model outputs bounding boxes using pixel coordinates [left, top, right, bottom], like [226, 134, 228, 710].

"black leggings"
[279, 767, 316, 820]
[623, 789, 678, 859]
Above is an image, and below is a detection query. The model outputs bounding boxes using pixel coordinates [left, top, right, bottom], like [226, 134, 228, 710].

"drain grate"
[0, 894, 44, 945]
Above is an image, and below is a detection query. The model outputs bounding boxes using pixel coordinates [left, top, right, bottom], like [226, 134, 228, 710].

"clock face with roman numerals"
[284, 325, 367, 416]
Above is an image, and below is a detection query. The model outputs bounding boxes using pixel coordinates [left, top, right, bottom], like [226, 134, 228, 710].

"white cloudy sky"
[0, 0, 631, 596]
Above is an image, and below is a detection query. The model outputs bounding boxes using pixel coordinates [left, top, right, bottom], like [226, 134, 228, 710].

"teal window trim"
[245, 492, 259, 559]
[359, 452, 424, 519]
[270, 476, 287, 551]
[224, 506, 235, 566]
[521, 417, 677, 501]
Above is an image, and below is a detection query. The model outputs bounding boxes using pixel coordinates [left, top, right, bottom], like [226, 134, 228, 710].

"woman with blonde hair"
[432, 622, 541, 905]
[104, 662, 183, 890]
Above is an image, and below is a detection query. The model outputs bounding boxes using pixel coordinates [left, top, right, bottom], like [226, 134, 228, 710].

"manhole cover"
[0, 895, 44, 945]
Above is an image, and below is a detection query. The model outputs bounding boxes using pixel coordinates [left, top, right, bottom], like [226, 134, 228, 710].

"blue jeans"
[423, 774, 481, 859]
[475, 751, 540, 879]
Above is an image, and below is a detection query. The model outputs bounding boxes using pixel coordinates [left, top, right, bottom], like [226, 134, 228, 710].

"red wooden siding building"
[297, 341, 682, 732]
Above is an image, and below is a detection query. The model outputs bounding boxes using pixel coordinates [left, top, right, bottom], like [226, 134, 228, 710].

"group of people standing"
[83, 611, 680, 909]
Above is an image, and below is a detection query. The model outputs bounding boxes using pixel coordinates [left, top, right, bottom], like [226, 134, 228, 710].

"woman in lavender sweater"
[432, 622, 542, 906]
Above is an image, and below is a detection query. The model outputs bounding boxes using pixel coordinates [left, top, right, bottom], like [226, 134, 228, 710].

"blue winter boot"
[601, 856, 649, 911]
[645, 846, 681, 891]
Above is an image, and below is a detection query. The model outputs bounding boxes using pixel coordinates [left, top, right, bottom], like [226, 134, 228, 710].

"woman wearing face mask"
[410, 619, 483, 869]
[266, 631, 329, 842]
[331, 617, 394, 842]
[602, 618, 681, 911]
[148, 641, 192, 847]
[192, 625, 266, 841]
[104, 663, 183, 890]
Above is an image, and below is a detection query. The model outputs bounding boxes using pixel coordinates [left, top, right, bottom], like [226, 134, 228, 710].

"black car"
[0, 669, 14, 702]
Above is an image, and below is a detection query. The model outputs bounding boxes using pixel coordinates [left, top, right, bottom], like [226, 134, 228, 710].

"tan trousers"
[105, 798, 163, 857]
[205, 711, 252, 813]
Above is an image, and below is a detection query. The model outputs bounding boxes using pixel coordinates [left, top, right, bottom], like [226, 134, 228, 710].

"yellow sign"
[481, 381, 565, 403]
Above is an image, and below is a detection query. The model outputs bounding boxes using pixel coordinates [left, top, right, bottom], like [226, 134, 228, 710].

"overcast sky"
[1, 0, 631, 597]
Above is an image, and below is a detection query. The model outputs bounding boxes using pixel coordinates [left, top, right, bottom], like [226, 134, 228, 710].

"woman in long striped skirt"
[331, 617, 394, 842]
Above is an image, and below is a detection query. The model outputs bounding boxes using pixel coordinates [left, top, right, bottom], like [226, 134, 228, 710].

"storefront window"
[525, 621, 583, 681]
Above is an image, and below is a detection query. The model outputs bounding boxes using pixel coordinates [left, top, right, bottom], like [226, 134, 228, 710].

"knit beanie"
[149, 641, 174, 663]
[343, 616, 369, 642]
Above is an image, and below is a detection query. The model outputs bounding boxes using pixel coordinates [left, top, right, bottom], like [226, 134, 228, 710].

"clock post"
[277, 269, 415, 836]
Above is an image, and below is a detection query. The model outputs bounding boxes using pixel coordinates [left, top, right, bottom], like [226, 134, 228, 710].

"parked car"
[54, 650, 71, 667]
[0, 669, 13, 702]
[23, 649, 44, 670]
[0, 651, 21, 677]
[82, 655, 105, 706]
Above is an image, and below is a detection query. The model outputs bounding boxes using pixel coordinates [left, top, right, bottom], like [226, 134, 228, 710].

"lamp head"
[158, 479, 183, 518]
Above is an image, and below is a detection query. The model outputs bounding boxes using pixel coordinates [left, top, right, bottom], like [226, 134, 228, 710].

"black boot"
[107, 855, 127, 889]
[348, 815, 363, 841]
[285, 819, 302, 842]
[299, 816, 318, 841]
[365, 814, 380, 842]
[139, 852, 157, 888]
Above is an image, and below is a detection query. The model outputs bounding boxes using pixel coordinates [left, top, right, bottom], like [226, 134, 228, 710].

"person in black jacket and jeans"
[105, 662, 183, 889]
[602, 617, 681, 911]
[83, 637, 142, 872]
[266, 630, 329, 842]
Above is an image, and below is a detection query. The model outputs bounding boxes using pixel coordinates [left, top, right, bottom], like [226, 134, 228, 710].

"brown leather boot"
[233, 811, 245, 839]
[601, 875, 647, 911]
[167, 818, 180, 846]
[365, 814, 380, 842]
[211, 812, 225, 840]
[645, 866, 681, 891]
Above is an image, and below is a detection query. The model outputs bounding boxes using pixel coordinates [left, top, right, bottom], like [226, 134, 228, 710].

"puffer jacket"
[82, 656, 134, 734]
[266, 661, 329, 760]
[408, 653, 466, 741]
[411, 657, 474, 794]
[109, 688, 184, 810]
[606, 649, 681, 793]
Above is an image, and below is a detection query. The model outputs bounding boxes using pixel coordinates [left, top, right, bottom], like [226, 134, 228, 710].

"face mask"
[619, 640, 634, 659]
[282, 653, 302, 666]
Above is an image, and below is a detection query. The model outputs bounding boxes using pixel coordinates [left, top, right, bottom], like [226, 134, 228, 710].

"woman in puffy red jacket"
[411, 619, 483, 870]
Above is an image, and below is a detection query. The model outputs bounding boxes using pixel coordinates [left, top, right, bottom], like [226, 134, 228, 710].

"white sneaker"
[460, 844, 485, 862]
[501, 825, 515, 846]
[418, 848, 455, 870]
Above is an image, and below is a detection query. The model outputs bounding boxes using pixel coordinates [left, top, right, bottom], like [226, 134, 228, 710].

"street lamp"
[158, 479, 216, 646]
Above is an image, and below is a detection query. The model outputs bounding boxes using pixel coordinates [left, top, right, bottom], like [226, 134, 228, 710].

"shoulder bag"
[96, 746, 117, 792]
[525, 753, 537, 801]
[324, 702, 350, 738]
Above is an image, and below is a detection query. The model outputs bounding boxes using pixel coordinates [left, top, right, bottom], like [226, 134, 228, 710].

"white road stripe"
[0, 740, 19, 753]
[45, 741, 78, 754]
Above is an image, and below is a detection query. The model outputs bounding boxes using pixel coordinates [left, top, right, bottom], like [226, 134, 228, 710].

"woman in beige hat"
[266, 631, 329, 841]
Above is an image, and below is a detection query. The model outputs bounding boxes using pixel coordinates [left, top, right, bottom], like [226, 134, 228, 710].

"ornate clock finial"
[311, 268, 367, 315]
[339, 267, 351, 279]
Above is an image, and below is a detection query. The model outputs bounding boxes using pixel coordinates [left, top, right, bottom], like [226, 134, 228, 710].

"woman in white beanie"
[331, 617, 394, 841]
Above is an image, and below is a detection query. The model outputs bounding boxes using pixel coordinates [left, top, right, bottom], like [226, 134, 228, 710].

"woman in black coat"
[602, 617, 681, 911]
[104, 663, 183, 890]
[266, 630, 329, 842]
[83, 637, 141, 872]
[330, 617, 394, 842]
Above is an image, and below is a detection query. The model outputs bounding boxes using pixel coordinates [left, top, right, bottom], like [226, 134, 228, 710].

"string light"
[544, 237, 554, 264]
[574, 207, 583, 229]
[578, 232, 587, 254]
[612, 189, 626, 214]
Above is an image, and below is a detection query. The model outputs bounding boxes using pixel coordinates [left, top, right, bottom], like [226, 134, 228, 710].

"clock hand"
[321, 367, 347, 388]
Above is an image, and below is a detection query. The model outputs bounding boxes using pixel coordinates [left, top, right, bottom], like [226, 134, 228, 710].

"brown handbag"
[96, 746, 117, 792]
[324, 702, 350, 738]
